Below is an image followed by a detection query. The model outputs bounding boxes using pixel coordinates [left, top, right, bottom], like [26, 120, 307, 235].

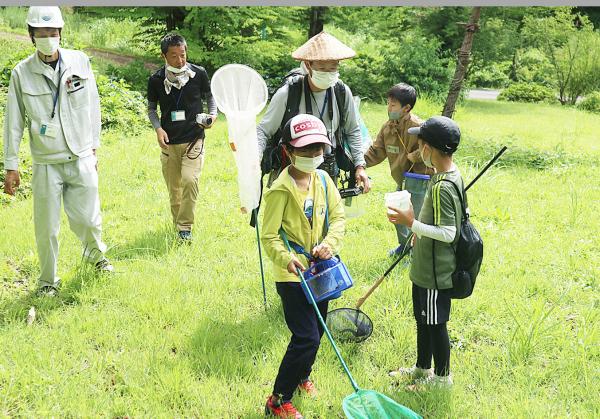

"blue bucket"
[301, 257, 353, 303]
[403, 171, 431, 181]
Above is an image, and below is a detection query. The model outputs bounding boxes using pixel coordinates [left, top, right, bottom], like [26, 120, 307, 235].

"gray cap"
[408, 116, 461, 153]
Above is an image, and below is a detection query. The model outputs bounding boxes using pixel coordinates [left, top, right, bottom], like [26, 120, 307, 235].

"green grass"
[1, 95, 599, 416]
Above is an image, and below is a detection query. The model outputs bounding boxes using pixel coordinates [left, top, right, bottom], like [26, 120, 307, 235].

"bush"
[577, 91, 600, 114]
[514, 48, 555, 85]
[187, 37, 298, 96]
[105, 60, 151, 92]
[328, 27, 452, 101]
[469, 60, 511, 89]
[96, 74, 147, 131]
[381, 30, 452, 101]
[498, 82, 556, 103]
[0, 39, 35, 88]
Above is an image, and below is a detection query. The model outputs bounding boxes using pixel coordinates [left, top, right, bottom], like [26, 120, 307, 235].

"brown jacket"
[364, 113, 433, 186]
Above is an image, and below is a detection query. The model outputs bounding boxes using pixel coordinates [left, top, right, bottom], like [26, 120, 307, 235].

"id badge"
[40, 122, 59, 138]
[171, 110, 186, 121]
[386, 145, 400, 154]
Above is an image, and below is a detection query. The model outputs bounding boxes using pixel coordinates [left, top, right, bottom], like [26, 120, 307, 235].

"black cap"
[407, 116, 461, 153]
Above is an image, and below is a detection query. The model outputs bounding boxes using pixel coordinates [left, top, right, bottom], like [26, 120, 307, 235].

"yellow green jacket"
[261, 167, 345, 282]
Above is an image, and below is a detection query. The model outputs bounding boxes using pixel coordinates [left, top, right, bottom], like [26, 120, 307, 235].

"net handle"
[354, 146, 507, 309]
[356, 235, 412, 309]
[280, 229, 361, 393]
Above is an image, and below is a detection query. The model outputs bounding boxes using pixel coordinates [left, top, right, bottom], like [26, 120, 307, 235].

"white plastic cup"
[385, 191, 411, 214]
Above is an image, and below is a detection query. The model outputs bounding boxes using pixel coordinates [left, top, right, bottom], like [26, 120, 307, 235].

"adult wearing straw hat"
[257, 31, 371, 193]
[3, 6, 113, 296]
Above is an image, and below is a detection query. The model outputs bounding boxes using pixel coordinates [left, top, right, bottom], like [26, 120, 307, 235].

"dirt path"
[467, 89, 500, 100]
[1, 30, 158, 70]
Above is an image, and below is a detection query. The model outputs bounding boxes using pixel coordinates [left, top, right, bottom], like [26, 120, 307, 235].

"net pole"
[281, 229, 360, 393]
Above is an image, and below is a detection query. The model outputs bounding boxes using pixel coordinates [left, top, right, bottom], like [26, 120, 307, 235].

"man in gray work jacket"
[257, 31, 370, 193]
[3, 6, 113, 296]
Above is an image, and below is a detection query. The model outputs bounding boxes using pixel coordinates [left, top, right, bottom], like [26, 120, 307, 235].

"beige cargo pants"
[160, 139, 205, 232]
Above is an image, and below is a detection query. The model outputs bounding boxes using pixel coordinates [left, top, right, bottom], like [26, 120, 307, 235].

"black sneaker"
[95, 257, 114, 273]
[178, 230, 192, 242]
[37, 280, 61, 297]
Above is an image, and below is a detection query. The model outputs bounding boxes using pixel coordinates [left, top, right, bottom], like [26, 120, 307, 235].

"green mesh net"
[343, 389, 421, 419]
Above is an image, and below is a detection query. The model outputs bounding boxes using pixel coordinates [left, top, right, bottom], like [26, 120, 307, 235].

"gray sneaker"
[95, 257, 114, 273]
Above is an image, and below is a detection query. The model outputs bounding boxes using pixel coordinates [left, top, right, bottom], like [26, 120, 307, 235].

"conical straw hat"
[292, 31, 356, 61]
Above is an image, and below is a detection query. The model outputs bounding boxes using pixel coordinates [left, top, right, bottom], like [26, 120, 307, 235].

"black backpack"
[433, 179, 483, 299]
[260, 70, 353, 178]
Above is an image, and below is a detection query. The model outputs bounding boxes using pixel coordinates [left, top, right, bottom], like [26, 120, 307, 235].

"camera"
[339, 186, 363, 199]
[196, 113, 213, 127]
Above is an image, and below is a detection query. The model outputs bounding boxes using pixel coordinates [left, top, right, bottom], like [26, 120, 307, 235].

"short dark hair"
[160, 33, 187, 54]
[387, 83, 417, 110]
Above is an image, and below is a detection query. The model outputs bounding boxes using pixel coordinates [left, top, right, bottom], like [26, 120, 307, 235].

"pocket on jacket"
[67, 74, 90, 110]
[21, 83, 53, 120]
[29, 119, 68, 156]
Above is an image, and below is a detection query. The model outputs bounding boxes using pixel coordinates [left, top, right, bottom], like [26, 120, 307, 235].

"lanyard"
[172, 83, 185, 109]
[311, 89, 329, 121]
[43, 57, 62, 120]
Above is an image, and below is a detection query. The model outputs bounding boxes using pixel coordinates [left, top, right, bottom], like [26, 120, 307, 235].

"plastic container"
[343, 195, 366, 218]
[301, 257, 354, 303]
[385, 190, 411, 214]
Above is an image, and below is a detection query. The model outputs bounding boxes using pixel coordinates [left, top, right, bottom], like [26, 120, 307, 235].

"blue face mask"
[388, 111, 401, 121]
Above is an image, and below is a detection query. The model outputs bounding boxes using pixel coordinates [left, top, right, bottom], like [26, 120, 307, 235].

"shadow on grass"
[110, 223, 177, 261]
[0, 260, 108, 327]
[186, 303, 283, 379]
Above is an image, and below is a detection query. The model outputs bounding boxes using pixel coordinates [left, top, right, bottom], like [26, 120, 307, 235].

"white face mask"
[310, 69, 339, 90]
[293, 154, 324, 173]
[420, 147, 434, 168]
[35, 37, 60, 56]
[166, 64, 188, 74]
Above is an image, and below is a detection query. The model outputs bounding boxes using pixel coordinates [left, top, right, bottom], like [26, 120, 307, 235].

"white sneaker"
[388, 366, 434, 380]
[410, 373, 453, 390]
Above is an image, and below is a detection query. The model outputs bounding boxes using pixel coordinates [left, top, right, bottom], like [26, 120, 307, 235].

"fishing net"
[326, 308, 373, 343]
[343, 389, 421, 419]
[210, 64, 268, 213]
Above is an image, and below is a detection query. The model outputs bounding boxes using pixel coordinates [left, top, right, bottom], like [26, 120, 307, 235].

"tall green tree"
[523, 7, 600, 104]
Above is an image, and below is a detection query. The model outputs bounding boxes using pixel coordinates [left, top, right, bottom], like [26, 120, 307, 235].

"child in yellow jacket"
[261, 114, 345, 419]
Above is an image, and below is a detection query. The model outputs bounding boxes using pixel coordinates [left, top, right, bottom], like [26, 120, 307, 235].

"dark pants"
[274, 282, 329, 401]
[416, 322, 451, 376]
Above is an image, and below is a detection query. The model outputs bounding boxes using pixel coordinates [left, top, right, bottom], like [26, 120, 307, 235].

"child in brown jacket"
[365, 83, 433, 256]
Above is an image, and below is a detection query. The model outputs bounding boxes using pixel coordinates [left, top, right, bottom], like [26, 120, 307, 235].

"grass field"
[0, 93, 599, 417]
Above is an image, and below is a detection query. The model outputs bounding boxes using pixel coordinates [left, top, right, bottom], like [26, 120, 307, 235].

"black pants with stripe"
[273, 282, 329, 401]
[412, 283, 451, 376]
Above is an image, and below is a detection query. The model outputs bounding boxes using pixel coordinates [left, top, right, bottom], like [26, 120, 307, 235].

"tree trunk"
[442, 7, 482, 118]
[165, 7, 186, 31]
[308, 7, 327, 39]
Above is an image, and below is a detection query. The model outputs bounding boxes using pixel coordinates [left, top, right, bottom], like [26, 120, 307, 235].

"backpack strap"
[431, 177, 466, 290]
[284, 76, 304, 131]
[333, 81, 346, 149]
[436, 178, 467, 222]
[318, 170, 329, 233]
[303, 76, 312, 115]
[278, 171, 329, 261]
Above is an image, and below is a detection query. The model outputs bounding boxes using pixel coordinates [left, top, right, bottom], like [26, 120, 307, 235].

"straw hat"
[291, 31, 356, 61]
